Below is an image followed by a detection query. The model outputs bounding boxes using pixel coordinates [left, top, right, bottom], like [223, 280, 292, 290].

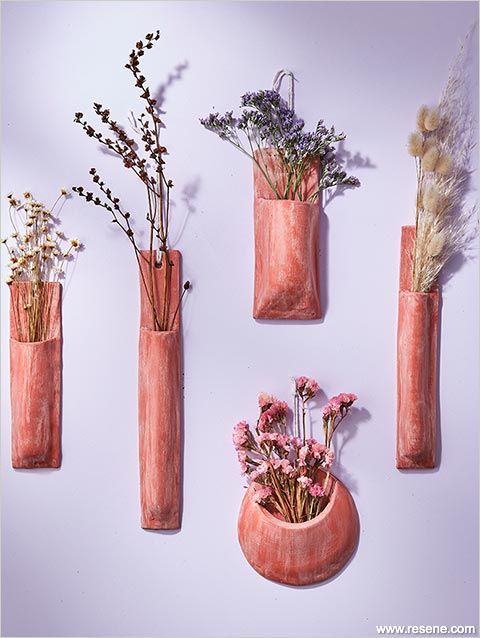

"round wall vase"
[237, 471, 359, 586]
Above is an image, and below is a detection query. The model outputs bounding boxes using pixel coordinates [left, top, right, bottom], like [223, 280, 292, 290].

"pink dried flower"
[324, 448, 335, 468]
[258, 392, 274, 408]
[272, 459, 295, 475]
[279, 459, 295, 476]
[295, 376, 320, 400]
[308, 483, 325, 497]
[237, 450, 248, 474]
[299, 445, 310, 464]
[258, 432, 275, 444]
[322, 404, 333, 418]
[252, 485, 273, 503]
[322, 397, 342, 418]
[297, 476, 313, 489]
[335, 392, 357, 405]
[288, 436, 303, 448]
[295, 376, 309, 390]
[258, 432, 288, 447]
[310, 441, 327, 459]
[258, 399, 288, 432]
[250, 461, 269, 481]
[232, 421, 250, 450]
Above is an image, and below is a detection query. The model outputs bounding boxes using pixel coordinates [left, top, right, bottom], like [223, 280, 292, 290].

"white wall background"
[1, 2, 479, 637]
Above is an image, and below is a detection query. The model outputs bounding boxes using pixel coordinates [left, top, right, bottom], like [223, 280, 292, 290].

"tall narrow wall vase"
[396, 226, 440, 469]
[138, 250, 182, 529]
[10, 282, 62, 469]
[253, 148, 322, 320]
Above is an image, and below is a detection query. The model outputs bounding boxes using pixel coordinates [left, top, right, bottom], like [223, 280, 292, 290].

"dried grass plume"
[408, 132, 424, 157]
[417, 105, 429, 132]
[407, 26, 478, 292]
[424, 107, 441, 131]
[421, 146, 440, 172]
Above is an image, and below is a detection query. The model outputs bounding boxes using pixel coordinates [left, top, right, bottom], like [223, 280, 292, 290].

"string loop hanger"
[272, 69, 297, 111]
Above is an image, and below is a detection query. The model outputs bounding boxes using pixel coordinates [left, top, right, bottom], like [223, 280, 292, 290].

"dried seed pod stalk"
[73, 31, 189, 331]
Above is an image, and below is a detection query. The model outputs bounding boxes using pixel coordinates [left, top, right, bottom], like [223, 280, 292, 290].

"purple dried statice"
[200, 88, 359, 201]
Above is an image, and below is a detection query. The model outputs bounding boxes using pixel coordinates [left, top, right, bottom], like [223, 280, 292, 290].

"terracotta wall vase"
[252, 148, 321, 320]
[237, 470, 359, 585]
[138, 250, 182, 530]
[396, 226, 440, 469]
[10, 282, 62, 469]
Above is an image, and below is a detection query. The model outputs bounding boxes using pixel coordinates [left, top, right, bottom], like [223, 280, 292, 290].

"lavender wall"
[1, 2, 478, 637]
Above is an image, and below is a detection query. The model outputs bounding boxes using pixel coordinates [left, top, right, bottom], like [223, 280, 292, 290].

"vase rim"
[139, 326, 179, 336]
[256, 197, 318, 208]
[10, 335, 59, 346]
[252, 471, 340, 530]
[399, 289, 439, 297]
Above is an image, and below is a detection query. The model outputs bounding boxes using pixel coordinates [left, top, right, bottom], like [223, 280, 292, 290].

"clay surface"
[9, 282, 62, 469]
[237, 471, 359, 586]
[138, 250, 182, 529]
[252, 149, 321, 320]
[253, 148, 320, 201]
[396, 226, 439, 469]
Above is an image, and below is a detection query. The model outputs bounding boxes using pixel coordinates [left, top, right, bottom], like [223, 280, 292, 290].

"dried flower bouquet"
[233, 377, 357, 523]
[397, 33, 478, 469]
[235, 376, 360, 585]
[73, 31, 189, 528]
[200, 88, 359, 201]
[2, 189, 81, 468]
[201, 84, 359, 320]
[3, 190, 81, 342]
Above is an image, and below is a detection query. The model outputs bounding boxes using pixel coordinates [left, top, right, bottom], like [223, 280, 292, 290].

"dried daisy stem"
[2, 190, 82, 342]
[407, 29, 478, 293]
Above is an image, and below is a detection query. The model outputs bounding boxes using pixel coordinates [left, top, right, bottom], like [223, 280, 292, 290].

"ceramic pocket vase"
[237, 471, 359, 586]
[138, 250, 182, 530]
[9, 282, 62, 469]
[252, 149, 322, 320]
[396, 226, 439, 469]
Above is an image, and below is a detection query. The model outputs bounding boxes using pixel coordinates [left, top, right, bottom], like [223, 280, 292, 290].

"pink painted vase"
[138, 250, 182, 529]
[396, 226, 439, 469]
[237, 470, 359, 585]
[252, 149, 322, 320]
[10, 282, 62, 469]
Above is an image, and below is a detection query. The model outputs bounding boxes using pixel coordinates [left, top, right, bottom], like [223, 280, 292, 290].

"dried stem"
[73, 31, 189, 331]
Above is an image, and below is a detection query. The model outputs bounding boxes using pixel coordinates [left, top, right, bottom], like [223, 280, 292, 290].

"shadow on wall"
[323, 140, 376, 210]
[154, 61, 189, 113]
[320, 141, 376, 317]
[334, 406, 371, 495]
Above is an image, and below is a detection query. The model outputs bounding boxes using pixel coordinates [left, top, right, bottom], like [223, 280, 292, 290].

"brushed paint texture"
[9, 282, 62, 469]
[237, 470, 359, 586]
[138, 250, 182, 530]
[252, 149, 321, 320]
[396, 226, 439, 469]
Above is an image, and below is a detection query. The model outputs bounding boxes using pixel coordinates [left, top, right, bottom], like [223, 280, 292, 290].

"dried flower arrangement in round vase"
[234, 377, 360, 585]
[398, 34, 478, 469]
[2, 190, 82, 468]
[200, 72, 360, 320]
[73, 31, 190, 529]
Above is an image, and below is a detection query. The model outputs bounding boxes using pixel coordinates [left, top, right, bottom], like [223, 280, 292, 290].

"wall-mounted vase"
[237, 470, 359, 585]
[10, 282, 62, 469]
[396, 226, 439, 469]
[252, 148, 322, 320]
[138, 250, 182, 529]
